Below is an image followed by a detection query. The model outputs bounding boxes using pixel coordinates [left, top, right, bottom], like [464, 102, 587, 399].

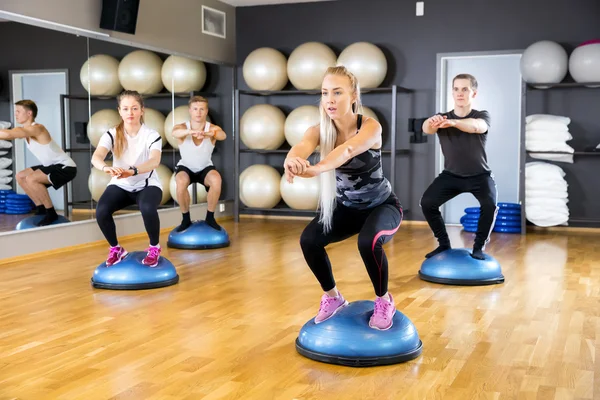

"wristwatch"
[129, 166, 138, 176]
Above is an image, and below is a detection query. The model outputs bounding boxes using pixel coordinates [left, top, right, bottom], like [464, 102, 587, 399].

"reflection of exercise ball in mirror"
[169, 171, 207, 204]
[88, 161, 112, 202]
[143, 108, 167, 147]
[80, 54, 123, 96]
[118, 50, 164, 94]
[89, 163, 171, 204]
[164, 105, 211, 150]
[155, 164, 173, 205]
[87, 109, 121, 147]
[161, 55, 207, 93]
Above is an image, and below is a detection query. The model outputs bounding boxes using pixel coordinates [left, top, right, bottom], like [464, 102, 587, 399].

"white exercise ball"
[284, 105, 320, 147]
[288, 42, 337, 90]
[337, 42, 388, 88]
[280, 175, 320, 210]
[143, 108, 167, 147]
[169, 171, 207, 204]
[240, 104, 286, 150]
[80, 54, 123, 96]
[88, 161, 112, 202]
[118, 50, 164, 94]
[161, 55, 207, 93]
[87, 109, 121, 147]
[520, 40, 568, 88]
[239, 164, 281, 208]
[242, 47, 288, 91]
[568, 41, 600, 87]
[361, 106, 379, 122]
[155, 164, 172, 205]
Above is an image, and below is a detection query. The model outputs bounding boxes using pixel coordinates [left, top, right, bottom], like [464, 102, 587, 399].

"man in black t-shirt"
[420, 73, 498, 260]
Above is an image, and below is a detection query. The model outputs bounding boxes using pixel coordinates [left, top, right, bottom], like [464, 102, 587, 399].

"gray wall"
[236, 0, 600, 224]
[0, 0, 235, 65]
[0, 22, 235, 205]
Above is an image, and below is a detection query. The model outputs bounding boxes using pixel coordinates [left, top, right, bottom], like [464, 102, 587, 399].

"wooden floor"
[0, 219, 598, 399]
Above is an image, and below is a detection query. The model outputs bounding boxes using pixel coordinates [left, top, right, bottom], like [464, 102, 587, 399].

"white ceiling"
[220, 0, 336, 7]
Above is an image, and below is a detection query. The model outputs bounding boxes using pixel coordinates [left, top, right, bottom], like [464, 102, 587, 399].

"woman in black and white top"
[91, 90, 163, 267]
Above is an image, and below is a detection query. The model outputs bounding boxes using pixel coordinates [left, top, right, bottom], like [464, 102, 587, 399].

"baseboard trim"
[0, 201, 233, 262]
[0, 213, 233, 266]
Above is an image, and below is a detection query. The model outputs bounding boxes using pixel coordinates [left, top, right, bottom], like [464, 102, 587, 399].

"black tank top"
[335, 114, 392, 209]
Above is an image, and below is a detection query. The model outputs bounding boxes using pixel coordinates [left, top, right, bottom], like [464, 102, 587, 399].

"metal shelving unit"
[233, 85, 414, 222]
[522, 80, 600, 231]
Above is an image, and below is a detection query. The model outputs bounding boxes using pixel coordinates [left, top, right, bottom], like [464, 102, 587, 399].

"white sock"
[150, 244, 161, 249]
[379, 292, 391, 302]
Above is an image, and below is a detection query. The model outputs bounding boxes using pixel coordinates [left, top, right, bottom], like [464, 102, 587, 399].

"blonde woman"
[91, 90, 163, 267]
[284, 66, 402, 331]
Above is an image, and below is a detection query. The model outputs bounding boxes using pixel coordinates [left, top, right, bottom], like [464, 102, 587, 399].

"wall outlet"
[219, 203, 225, 212]
[416, 1, 424, 16]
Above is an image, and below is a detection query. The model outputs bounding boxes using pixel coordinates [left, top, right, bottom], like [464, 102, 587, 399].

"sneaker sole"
[314, 300, 349, 324]
[369, 308, 397, 331]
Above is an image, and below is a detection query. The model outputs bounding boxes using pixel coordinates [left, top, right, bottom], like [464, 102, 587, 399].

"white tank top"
[25, 123, 76, 167]
[176, 121, 215, 173]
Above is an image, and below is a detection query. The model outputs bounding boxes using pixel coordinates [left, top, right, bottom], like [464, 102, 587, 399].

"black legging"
[96, 185, 162, 247]
[300, 193, 402, 297]
[420, 171, 498, 250]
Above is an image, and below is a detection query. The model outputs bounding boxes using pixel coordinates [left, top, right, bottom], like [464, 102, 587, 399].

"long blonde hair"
[318, 66, 362, 233]
[114, 90, 145, 158]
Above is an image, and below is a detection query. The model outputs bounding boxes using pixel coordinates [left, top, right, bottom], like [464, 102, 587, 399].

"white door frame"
[8, 69, 70, 197]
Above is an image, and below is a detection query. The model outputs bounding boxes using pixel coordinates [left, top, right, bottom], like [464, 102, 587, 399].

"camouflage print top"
[335, 115, 392, 209]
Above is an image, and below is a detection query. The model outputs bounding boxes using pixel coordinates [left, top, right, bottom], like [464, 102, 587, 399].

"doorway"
[435, 51, 523, 224]
[9, 69, 69, 210]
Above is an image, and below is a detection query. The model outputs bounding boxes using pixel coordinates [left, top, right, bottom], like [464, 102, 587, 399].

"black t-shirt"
[437, 109, 492, 177]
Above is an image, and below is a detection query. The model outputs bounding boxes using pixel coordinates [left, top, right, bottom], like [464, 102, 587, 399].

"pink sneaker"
[369, 294, 396, 330]
[106, 246, 128, 267]
[314, 292, 348, 324]
[142, 246, 161, 267]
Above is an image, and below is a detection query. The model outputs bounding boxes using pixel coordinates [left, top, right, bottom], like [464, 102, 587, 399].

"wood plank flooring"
[0, 219, 598, 399]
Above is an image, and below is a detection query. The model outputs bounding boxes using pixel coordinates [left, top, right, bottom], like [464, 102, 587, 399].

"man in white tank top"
[0, 100, 77, 226]
[171, 96, 226, 232]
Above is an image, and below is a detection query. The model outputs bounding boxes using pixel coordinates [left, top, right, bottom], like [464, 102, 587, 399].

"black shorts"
[31, 164, 77, 189]
[175, 165, 216, 189]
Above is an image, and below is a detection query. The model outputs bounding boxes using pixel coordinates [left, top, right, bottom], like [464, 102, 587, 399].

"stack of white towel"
[525, 161, 569, 227]
[526, 114, 574, 163]
[0, 121, 13, 190]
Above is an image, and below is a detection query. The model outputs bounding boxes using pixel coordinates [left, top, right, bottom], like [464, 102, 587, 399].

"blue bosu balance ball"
[296, 300, 422, 367]
[167, 220, 230, 249]
[419, 248, 504, 286]
[15, 215, 71, 230]
[91, 251, 179, 290]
